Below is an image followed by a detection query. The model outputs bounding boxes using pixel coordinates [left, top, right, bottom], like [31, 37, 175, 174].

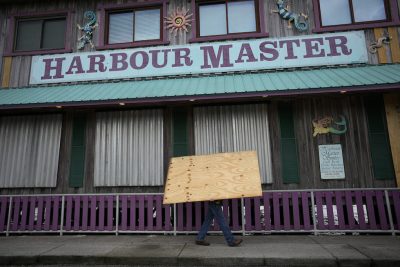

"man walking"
[195, 200, 242, 247]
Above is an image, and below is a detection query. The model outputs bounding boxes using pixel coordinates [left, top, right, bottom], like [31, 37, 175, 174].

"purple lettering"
[172, 48, 193, 67]
[235, 43, 257, 63]
[325, 36, 352, 56]
[303, 38, 325, 58]
[150, 49, 171, 68]
[130, 51, 149, 70]
[279, 40, 301, 59]
[87, 55, 107, 73]
[259, 41, 279, 61]
[110, 53, 128, 71]
[65, 56, 85, 75]
[200, 45, 233, 69]
[40, 58, 66, 80]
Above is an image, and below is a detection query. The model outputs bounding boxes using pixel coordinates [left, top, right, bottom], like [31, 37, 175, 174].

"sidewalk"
[0, 234, 399, 266]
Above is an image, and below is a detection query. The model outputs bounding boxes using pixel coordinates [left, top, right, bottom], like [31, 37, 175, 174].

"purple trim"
[272, 193, 281, 230]
[120, 196, 128, 231]
[263, 192, 271, 231]
[155, 195, 163, 230]
[81, 196, 88, 231]
[190, 32, 269, 43]
[44, 197, 52, 231]
[20, 197, 28, 231]
[147, 195, 154, 231]
[97, 0, 169, 50]
[392, 191, 400, 230]
[138, 195, 145, 231]
[345, 191, 355, 230]
[190, 0, 268, 43]
[376, 191, 389, 229]
[245, 198, 252, 231]
[11, 197, 20, 231]
[292, 192, 300, 230]
[0, 197, 8, 232]
[90, 196, 96, 231]
[325, 192, 335, 229]
[129, 195, 136, 231]
[282, 192, 290, 230]
[28, 197, 35, 231]
[335, 191, 345, 230]
[5, 10, 73, 56]
[301, 192, 311, 230]
[107, 196, 113, 231]
[365, 191, 377, 230]
[73, 196, 80, 231]
[96, 41, 170, 51]
[312, 0, 400, 33]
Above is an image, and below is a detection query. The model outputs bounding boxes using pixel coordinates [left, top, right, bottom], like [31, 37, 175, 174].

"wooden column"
[373, 28, 389, 63]
[1, 57, 12, 88]
[388, 27, 400, 63]
[384, 93, 400, 187]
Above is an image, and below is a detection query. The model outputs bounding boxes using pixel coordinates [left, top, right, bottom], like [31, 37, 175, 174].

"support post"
[310, 191, 317, 236]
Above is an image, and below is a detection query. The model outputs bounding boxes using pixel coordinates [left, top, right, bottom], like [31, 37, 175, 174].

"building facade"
[0, 0, 399, 198]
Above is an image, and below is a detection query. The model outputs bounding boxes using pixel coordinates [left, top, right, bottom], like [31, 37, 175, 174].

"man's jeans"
[196, 201, 235, 245]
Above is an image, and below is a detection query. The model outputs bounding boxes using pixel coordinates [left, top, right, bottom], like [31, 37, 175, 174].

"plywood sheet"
[163, 151, 262, 204]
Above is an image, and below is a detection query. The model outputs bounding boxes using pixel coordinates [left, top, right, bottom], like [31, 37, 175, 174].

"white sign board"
[318, 144, 345, 179]
[29, 31, 368, 85]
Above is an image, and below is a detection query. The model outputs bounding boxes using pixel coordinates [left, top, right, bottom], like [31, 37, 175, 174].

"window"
[107, 8, 161, 44]
[98, 1, 169, 49]
[14, 16, 66, 52]
[313, 0, 400, 32]
[191, 0, 267, 42]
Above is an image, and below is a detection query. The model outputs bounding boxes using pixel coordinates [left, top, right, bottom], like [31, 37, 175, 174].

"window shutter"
[278, 102, 300, 183]
[173, 109, 189, 157]
[365, 96, 395, 180]
[69, 114, 87, 188]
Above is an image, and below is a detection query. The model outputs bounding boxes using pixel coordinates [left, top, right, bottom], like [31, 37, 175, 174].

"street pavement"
[0, 234, 399, 266]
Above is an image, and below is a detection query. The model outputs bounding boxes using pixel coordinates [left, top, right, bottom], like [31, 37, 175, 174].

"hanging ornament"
[164, 6, 193, 37]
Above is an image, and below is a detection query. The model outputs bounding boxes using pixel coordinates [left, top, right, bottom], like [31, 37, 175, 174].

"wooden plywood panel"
[163, 151, 262, 204]
[384, 93, 400, 187]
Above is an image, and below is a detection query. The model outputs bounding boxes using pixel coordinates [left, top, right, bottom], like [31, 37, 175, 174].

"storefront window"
[14, 17, 66, 52]
[108, 8, 161, 44]
[198, 0, 256, 36]
[98, 1, 168, 50]
[314, 0, 400, 32]
[191, 0, 267, 42]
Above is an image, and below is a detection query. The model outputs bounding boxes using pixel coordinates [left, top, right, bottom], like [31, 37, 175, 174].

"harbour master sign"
[30, 31, 368, 85]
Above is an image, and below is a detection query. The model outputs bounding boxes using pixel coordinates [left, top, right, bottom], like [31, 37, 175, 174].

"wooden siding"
[384, 93, 400, 187]
[0, 95, 396, 194]
[0, 0, 398, 87]
[266, 95, 396, 191]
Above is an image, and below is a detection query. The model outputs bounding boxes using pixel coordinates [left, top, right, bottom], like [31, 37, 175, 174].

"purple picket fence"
[0, 189, 399, 235]
[243, 191, 313, 232]
[3, 196, 62, 232]
[118, 194, 172, 232]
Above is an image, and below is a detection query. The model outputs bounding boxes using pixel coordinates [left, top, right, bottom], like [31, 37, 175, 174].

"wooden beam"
[373, 28, 388, 63]
[384, 93, 400, 187]
[388, 27, 400, 63]
[163, 151, 262, 204]
[1, 56, 12, 88]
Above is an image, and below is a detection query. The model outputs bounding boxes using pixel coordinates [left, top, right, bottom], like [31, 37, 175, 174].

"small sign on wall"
[318, 144, 345, 179]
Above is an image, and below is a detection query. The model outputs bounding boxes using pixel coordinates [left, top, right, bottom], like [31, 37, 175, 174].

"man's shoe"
[229, 239, 242, 247]
[195, 240, 210, 246]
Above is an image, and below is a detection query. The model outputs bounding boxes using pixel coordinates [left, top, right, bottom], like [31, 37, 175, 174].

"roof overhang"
[1, 64, 399, 111]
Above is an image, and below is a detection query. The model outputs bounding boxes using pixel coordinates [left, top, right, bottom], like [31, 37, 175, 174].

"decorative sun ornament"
[165, 7, 193, 37]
